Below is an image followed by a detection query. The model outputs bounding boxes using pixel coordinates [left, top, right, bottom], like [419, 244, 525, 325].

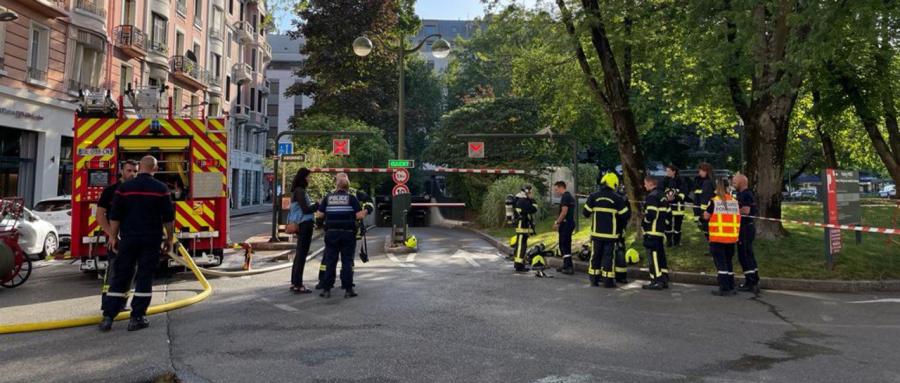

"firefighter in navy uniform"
[316, 175, 366, 298]
[692, 163, 715, 240]
[733, 174, 760, 293]
[553, 181, 576, 275]
[95, 160, 137, 312]
[612, 183, 632, 284]
[512, 185, 538, 273]
[99, 156, 175, 332]
[641, 176, 670, 290]
[663, 164, 687, 247]
[582, 173, 629, 288]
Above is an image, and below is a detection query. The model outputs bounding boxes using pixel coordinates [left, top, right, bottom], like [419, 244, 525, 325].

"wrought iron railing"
[170, 56, 208, 86]
[113, 25, 146, 52]
[67, 78, 101, 94]
[27, 67, 47, 82]
[74, 0, 106, 17]
[148, 40, 168, 56]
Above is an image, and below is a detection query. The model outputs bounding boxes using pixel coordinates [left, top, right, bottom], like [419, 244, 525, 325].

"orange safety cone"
[241, 242, 253, 270]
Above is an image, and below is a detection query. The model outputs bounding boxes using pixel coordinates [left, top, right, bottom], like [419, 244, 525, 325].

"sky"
[274, 0, 540, 33]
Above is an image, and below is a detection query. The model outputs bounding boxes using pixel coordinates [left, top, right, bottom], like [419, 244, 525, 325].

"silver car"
[32, 196, 72, 249]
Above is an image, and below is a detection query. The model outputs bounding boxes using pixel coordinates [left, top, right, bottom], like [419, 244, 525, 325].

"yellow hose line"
[0, 244, 211, 335]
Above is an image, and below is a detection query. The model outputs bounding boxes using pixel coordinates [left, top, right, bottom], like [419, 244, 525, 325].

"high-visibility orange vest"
[709, 195, 740, 244]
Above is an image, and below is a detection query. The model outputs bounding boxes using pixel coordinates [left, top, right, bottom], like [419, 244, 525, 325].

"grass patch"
[480, 202, 900, 280]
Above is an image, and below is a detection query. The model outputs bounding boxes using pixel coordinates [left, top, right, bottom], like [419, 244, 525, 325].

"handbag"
[285, 202, 302, 234]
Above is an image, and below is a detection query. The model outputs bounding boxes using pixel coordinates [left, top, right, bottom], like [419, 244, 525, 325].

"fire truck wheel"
[211, 249, 224, 267]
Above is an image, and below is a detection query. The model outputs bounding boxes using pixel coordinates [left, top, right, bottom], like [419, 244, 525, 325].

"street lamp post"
[352, 33, 450, 160]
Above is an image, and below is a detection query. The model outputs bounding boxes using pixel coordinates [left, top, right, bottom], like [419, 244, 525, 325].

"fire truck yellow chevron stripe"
[76, 120, 118, 169]
[76, 118, 99, 137]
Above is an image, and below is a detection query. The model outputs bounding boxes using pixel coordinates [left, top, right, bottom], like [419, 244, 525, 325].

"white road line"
[405, 253, 417, 263]
[847, 298, 900, 304]
[462, 257, 480, 267]
[386, 253, 416, 268]
[274, 303, 299, 312]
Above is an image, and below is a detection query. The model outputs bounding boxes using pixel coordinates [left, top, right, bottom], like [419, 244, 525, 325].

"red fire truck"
[70, 89, 229, 272]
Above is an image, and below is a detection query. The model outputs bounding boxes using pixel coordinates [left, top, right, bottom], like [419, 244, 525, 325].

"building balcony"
[170, 56, 208, 90]
[248, 111, 266, 127]
[113, 25, 146, 59]
[233, 20, 254, 44]
[74, 0, 106, 18]
[258, 39, 272, 61]
[207, 73, 223, 95]
[232, 104, 250, 121]
[259, 79, 270, 94]
[232, 63, 252, 85]
[146, 40, 169, 67]
[21, 0, 69, 19]
[67, 78, 102, 96]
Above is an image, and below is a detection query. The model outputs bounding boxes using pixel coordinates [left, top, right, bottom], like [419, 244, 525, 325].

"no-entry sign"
[332, 139, 350, 156]
[468, 142, 484, 159]
[392, 184, 410, 196]
[392, 168, 410, 184]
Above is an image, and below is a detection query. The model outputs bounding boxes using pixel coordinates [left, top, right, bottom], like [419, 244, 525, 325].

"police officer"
[733, 174, 760, 293]
[512, 185, 538, 273]
[99, 156, 175, 332]
[704, 178, 741, 296]
[315, 174, 373, 288]
[663, 164, 686, 247]
[553, 181, 576, 275]
[642, 176, 670, 290]
[316, 174, 366, 298]
[96, 159, 137, 311]
[693, 163, 715, 240]
[582, 173, 629, 288]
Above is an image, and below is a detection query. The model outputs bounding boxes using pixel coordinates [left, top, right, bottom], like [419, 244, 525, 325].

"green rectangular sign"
[388, 159, 415, 168]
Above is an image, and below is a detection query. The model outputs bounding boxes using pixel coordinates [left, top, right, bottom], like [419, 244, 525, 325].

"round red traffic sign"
[392, 184, 410, 196]
[392, 168, 410, 184]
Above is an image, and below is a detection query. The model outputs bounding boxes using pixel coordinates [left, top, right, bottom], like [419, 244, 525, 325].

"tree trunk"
[812, 91, 839, 168]
[742, 104, 792, 238]
[556, 0, 647, 219]
[837, 73, 900, 186]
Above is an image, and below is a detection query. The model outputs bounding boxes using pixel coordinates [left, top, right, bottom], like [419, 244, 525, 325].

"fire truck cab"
[71, 88, 229, 271]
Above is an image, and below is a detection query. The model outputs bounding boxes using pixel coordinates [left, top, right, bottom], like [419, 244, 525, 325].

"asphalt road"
[3, 226, 900, 383]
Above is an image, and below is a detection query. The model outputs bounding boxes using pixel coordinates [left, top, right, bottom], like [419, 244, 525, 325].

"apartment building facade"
[0, 0, 271, 210]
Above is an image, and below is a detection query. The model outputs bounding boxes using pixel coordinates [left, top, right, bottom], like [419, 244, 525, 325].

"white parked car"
[32, 196, 72, 249]
[0, 207, 60, 260]
[881, 184, 896, 198]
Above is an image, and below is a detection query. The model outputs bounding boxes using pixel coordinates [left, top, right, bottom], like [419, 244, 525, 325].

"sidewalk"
[230, 204, 273, 218]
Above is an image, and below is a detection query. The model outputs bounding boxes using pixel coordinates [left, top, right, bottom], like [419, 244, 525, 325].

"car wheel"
[41, 232, 59, 259]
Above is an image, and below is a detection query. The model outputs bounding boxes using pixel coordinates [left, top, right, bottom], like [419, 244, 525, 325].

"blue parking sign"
[278, 143, 293, 156]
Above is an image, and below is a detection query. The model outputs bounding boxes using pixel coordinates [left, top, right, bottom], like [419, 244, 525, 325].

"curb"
[460, 227, 900, 293]
[229, 209, 274, 219]
[246, 230, 324, 251]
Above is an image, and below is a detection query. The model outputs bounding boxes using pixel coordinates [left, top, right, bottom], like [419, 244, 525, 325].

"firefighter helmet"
[625, 248, 640, 264]
[509, 235, 518, 247]
[600, 173, 619, 190]
[405, 235, 418, 249]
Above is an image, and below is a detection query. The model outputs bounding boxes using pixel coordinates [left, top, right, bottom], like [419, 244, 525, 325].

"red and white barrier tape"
[309, 167, 397, 173]
[411, 203, 467, 208]
[630, 200, 899, 235]
[433, 167, 527, 175]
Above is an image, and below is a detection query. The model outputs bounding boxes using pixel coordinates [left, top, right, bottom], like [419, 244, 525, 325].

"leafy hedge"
[479, 176, 545, 228]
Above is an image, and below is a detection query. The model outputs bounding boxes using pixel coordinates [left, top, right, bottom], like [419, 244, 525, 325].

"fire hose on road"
[0, 242, 211, 335]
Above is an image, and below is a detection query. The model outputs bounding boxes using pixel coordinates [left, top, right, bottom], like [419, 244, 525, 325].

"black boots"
[737, 284, 760, 294]
[344, 288, 358, 298]
[98, 316, 113, 332]
[127, 317, 150, 332]
[320, 289, 331, 298]
[711, 288, 738, 296]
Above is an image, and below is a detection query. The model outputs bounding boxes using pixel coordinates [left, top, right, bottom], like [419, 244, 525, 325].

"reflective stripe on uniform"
[744, 269, 758, 275]
[105, 292, 128, 297]
[132, 292, 153, 297]
[615, 267, 627, 273]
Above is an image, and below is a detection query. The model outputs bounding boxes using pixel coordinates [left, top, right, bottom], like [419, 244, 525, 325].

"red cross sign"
[332, 139, 350, 156]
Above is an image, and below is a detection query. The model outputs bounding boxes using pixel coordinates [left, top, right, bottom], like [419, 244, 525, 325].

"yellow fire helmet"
[405, 235, 418, 249]
[509, 235, 518, 247]
[625, 248, 640, 264]
[600, 172, 619, 190]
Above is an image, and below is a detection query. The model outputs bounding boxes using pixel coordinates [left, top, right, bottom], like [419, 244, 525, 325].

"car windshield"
[34, 200, 71, 212]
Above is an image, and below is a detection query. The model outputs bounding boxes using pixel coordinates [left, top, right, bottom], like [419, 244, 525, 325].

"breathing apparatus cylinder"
[504, 194, 516, 225]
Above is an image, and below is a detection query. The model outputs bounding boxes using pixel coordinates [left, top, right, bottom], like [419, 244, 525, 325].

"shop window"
[57, 137, 73, 196]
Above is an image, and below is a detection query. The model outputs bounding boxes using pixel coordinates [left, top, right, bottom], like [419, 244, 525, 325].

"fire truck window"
[157, 152, 190, 200]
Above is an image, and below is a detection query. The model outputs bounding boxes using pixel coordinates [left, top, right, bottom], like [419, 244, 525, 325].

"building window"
[27, 23, 50, 83]
[70, 31, 106, 93]
[193, 42, 201, 62]
[225, 76, 231, 101]
[122, 0, 136, 25]
[253, 171, 261, 204]
[119, 64, 133, 96]
[173, 87, 182, 116]
[208, 102, 219, 117]
[228, 0, 233, 14]
[244, 126, 251, 152]
[194, 0, 203, 27]
[190, 94, 199, 117]
[151, 13, 168, 54]
[175, 31, 185, 56]
[241, 170, 251, 206]
[424, 24, 437, 35]
[250, 88, 255, 110]
[250, 49, 257, 71]
[293, 93, 303, 116]
[233, 124, 240, 149]
[176, 0, 187, 17]
[226, 32, 232, 58]
[210, 7, 223, 39]
[0, 129, 37, 207]
[267, 80, 280, 103]
[210, 53, 221, 83]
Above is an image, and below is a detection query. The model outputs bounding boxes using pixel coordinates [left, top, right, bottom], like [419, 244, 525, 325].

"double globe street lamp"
[352, 34, 450, 160]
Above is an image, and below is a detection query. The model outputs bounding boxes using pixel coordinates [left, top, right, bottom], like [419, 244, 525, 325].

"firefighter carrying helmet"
[625, 248, 640, 264]
[600, 173, 619, 190]
[509, 235, 518, 247]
